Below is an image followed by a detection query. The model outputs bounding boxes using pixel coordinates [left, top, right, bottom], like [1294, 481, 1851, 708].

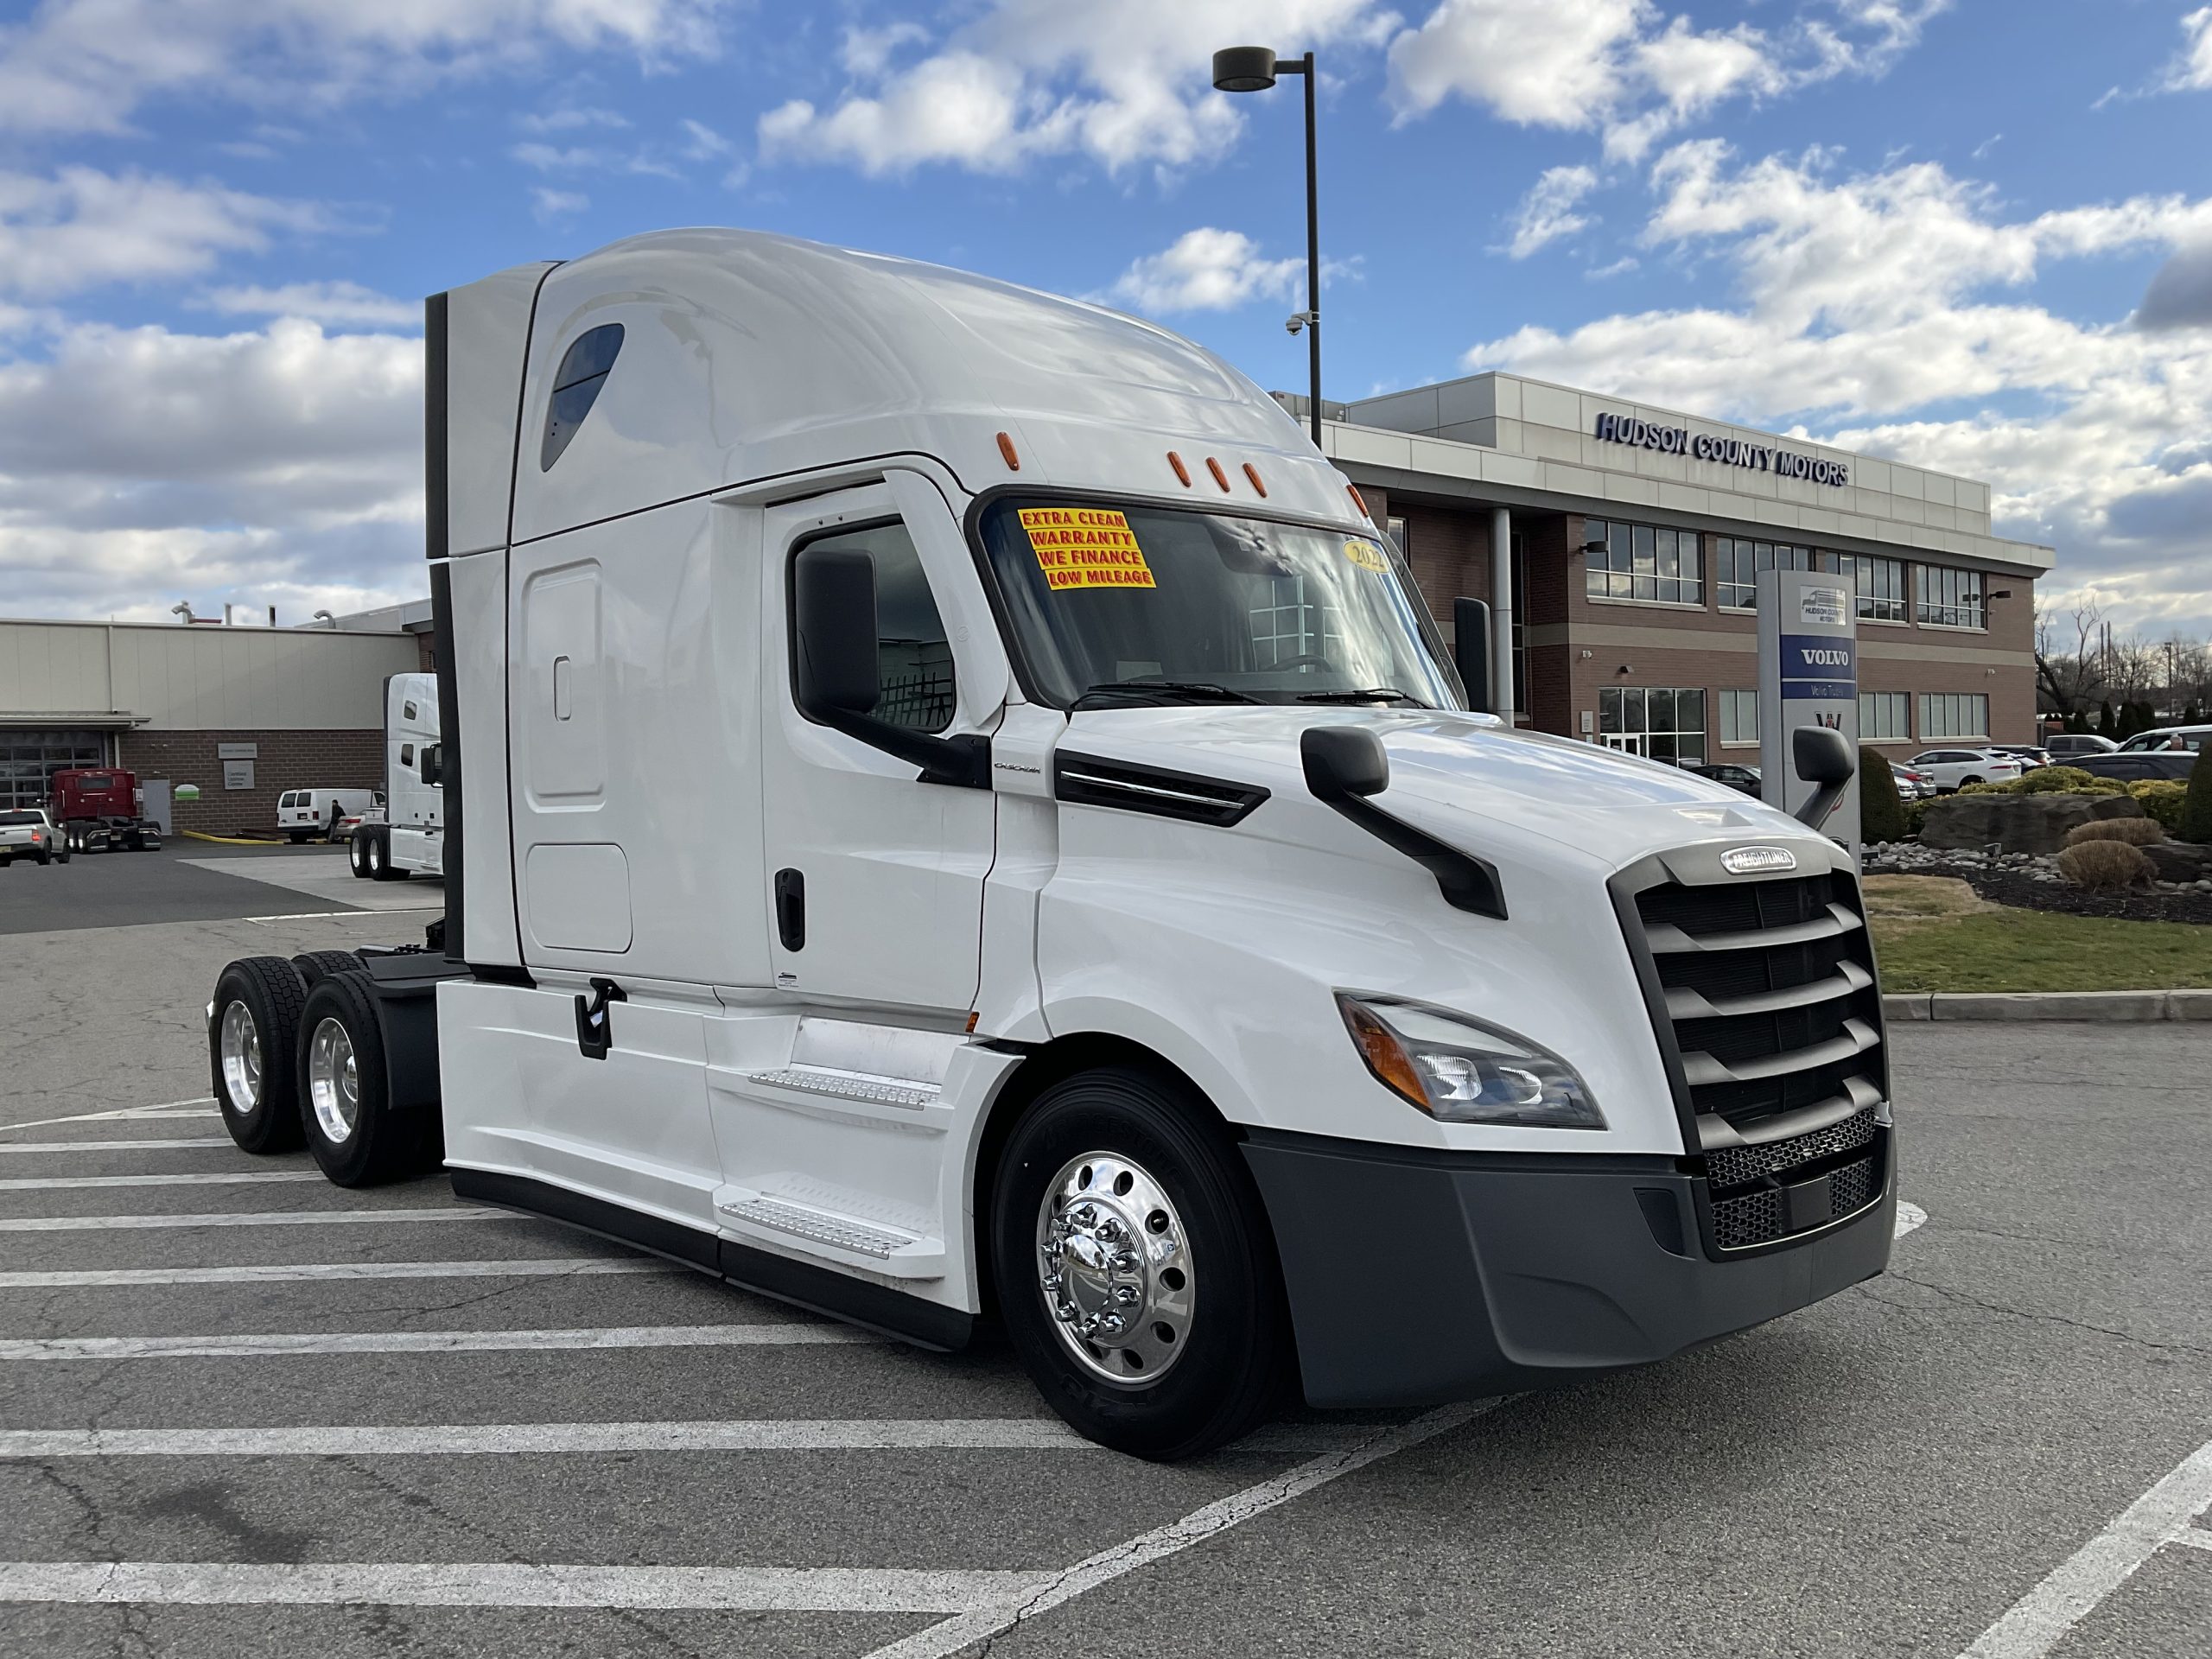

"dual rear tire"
[208, 955, 430, 1185]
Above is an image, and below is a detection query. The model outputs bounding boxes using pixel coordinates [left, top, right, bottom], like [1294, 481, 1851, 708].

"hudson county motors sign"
[1592, 412, 1849, 488]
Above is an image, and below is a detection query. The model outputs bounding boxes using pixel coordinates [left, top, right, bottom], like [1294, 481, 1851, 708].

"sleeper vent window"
[539, 323, 625, 471]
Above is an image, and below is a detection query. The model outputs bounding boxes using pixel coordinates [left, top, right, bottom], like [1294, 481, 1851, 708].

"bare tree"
[2034, 599, 2107, 717]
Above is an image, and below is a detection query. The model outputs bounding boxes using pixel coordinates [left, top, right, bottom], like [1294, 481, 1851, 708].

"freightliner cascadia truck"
[207, 230, 1891, 1459]
[346, 671, 443, 882]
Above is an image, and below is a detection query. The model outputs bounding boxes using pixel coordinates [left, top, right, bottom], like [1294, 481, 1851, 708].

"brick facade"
[1387, 499, 2037, 757]
[118, 728, 384, 836]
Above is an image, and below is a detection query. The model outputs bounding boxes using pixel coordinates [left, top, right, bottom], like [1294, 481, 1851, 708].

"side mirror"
[1452, 597, 1493, 716]
[1301, 726, 1390, 802]
[792, 546, 880, 717]
[419, 745, 441, 786]
[1790, 724, 1855, 829]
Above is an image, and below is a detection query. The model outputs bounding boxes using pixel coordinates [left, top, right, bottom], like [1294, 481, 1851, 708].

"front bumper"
[1242, 1128, 1895, 1409]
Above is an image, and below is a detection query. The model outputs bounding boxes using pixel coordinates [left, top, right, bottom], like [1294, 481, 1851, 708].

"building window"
[1915, 564, 1986, 629]
[1715, 539, 1813, 609]
[1920, 692, 1988, 739]
[1599, 686, 1707, 765]
[1859, 691, 1910, 741]
[1834, 554, 1907, 622]
[1249, 575, 1348, 673]
[2, 730, 109, 810]
[1386, 515, 1409, 559]
[1584, 518, 1703, 605]
[1719, 689, 1759, 747]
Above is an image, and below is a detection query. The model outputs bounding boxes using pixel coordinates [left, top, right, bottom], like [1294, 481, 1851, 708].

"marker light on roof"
[995, 431, 1020, 471]
[1205, 457, 1230, 491]
[1167, 451, 1192, 486]
[1243, 463, 1267, 497]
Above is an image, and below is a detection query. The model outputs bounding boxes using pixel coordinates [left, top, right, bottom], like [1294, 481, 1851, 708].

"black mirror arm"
[1319, 791, 1508, 918]
[1793, 778, 1847, 830]
[809, 703, 992, 789]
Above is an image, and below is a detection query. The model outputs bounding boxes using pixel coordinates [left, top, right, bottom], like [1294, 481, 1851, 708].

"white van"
[207, 230, 1893, 1458]
[276, 787, 382, 842]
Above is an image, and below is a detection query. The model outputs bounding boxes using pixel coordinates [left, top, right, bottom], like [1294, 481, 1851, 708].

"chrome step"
[746, 1065, 941, 1111]
[717, 1197, 913, 1261]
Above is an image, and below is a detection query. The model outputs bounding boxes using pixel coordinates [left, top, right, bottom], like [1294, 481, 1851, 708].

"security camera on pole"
[1758, 566, 1860, 856]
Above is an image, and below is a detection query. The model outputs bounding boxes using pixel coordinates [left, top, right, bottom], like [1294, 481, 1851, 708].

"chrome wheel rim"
[218, 1001, 261, 1115]
[307, 1016, 359, 1144]
[1035, 1151, 1193, 1386]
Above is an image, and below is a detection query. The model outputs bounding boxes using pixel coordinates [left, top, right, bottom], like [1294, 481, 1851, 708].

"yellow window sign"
[1018, 507, 1157, 591]
[1344, 537, 1389, 573]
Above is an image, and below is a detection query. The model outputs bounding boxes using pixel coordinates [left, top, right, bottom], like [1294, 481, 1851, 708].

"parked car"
[276, 787, 383, 843]
[2061, 751, 2196, 783]
[0, 806, 67, 866]
[1987, 745, 2050, 770]
[1908, 748, 2025, 791]
[2044, 733, 2119, 758]
[2112, 725, 2212, 755]
[1685, 760, 1762, 797]
[1890, 761, 1935, 800]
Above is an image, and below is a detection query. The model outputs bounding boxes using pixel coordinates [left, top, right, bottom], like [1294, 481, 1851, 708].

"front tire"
[297, 970, 425, 1186]
[210, 957, 308, 1154]
[990, 1065, 1290, 1460]
[1961, 775, 1982, 788]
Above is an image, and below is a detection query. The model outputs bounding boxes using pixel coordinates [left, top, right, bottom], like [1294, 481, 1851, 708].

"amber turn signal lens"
[1242, 462, 1267, 497]
[1167, 450, 1192, 486]
[1338, 998, 1428, 1112]
[1347, 483, 1370, 518]
[1205, 456, 1230, 491]
[995, 431, 1020, 471]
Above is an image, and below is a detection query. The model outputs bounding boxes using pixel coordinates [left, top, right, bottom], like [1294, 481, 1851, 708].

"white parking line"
[0, 1138, 236, 1154]
[0, 1171, 327, 1192]
[1959, 1436, 2212, 1658]
[862, 1401, 1503, 1659]
[0, 1257, 671, 1288]
[247, 908, 441, 924]
[0, 1418, 1090, 1458]
[0, 1206, 506, 1232]
[0, 1099, 219, 1135]
[0, 1324, 878, 1360]
[1897, 1200, 1928, 1238]
[0, 1561, 1050, 1614]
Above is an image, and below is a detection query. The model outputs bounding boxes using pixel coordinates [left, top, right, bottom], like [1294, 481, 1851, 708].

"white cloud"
[0, 317, 425, 621]
[1503, 164, 1599, 258]
[1387, 0, 1946, 162]
[2163, 6, 2212, 92]
[201, 281, 419, 328]
[531, 187, 588, 222]
[1459, 143, 2212, 633]
[1108, 228, 1305, 313]
[759, 0, 1392, 178]
[515, 105, 632, 133]
[0, 0, 731, 137]
[0, 167, 321, 299]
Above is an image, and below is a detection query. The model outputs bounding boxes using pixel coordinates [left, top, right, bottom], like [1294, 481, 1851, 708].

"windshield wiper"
[1070, 680, 1261, 710]
[1294, 687, 1427, 706]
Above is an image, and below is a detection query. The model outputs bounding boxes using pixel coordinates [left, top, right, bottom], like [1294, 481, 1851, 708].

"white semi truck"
[346, 672, 443, 881]
[207, 229, 1891, 1459]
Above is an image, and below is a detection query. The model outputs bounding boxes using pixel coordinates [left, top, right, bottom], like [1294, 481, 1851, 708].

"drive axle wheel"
[991, 1065, 1289, 1460]
[297, 969, 424, 1186]
[209, 957, 307, 1154]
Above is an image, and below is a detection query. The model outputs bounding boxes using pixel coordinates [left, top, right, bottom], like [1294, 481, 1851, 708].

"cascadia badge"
[1720, 844, 1797, 875]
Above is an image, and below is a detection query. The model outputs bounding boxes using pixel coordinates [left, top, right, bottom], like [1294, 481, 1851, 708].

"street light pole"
[1212, 47, 1323, 448]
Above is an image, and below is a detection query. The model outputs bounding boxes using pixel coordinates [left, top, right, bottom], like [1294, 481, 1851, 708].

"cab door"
[759, 481, 999, 1015]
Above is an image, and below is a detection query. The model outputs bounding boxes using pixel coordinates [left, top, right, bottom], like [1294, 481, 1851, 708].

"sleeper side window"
[794, 521, 955, 734]
[400, 744, 415, 767]
[539, 323, 625, 471]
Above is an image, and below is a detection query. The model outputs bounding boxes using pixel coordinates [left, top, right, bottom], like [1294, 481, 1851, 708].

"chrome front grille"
[1619, 856, 1891, 1254]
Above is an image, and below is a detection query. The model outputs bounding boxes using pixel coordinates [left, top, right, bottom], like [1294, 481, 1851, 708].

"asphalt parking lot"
[0, 863, 2207, 1656]
[0, 838, 440, 938]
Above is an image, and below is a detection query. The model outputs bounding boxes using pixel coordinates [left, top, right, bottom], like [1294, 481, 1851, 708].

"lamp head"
[1211, 46, 1279, 92]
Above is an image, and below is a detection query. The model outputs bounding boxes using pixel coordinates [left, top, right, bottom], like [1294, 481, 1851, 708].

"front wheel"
[297, 970, 428, 1186]
[1960, 775, 1982, 788]
[209, 957, 308, 1154]
[990, 1065, 1290, 1460]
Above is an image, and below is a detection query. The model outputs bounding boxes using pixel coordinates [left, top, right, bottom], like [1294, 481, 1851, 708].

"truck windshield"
[975, 498, 1459, 709]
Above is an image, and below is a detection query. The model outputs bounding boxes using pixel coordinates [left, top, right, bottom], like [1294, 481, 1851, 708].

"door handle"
[574, 976, 626, 1061]
[774, 868, 805, 951]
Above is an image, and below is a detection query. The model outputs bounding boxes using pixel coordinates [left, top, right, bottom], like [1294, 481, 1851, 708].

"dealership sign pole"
[1758, 566, 1859, 858]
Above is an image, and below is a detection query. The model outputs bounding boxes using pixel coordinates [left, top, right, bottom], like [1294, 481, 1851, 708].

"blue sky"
[1, 0, 2209, 640]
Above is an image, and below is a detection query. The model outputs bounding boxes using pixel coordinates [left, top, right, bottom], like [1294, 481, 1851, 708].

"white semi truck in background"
[207, 229, 1886, 1459]
[346, 672, 442, 882]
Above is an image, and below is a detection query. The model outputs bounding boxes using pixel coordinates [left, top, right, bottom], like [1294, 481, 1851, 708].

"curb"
[1884, 989, 2212, 1023]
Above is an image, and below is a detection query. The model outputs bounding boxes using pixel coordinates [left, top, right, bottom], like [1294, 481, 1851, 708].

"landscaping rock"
[1918, 791, 2145, 855]
[2142, 841, 2212, 885]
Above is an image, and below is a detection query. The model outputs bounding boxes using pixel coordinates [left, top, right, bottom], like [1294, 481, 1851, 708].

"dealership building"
[1309, 372, 2050, 764]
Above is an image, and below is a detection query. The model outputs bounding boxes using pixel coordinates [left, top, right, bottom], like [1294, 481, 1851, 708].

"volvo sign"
[1758, 567, 1859, 857]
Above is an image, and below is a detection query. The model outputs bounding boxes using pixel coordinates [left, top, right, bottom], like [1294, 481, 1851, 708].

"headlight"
[1337, 994, 1605, 1129]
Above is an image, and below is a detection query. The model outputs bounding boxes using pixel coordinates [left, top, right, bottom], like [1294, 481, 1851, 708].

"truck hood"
[1058, 704, 1822, 873]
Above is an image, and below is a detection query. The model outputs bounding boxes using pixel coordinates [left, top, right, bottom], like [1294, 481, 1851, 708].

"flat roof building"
[1300, 371, 2050, 766]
